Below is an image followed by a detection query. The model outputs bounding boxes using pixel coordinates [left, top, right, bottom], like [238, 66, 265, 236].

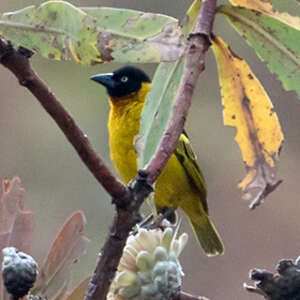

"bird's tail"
[190, 214, 224, 256]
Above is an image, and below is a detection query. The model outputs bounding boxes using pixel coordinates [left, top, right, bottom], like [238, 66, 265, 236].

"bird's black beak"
[90, 73, 115, 89]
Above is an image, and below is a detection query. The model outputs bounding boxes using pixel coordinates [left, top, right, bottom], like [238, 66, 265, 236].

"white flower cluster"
[108, 226, 188, 300]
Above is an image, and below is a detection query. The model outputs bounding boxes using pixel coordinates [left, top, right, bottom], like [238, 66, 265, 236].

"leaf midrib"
[219, 5, 300, 68]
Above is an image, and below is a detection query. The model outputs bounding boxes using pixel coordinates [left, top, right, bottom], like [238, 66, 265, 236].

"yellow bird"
[91, 66, 224, 256]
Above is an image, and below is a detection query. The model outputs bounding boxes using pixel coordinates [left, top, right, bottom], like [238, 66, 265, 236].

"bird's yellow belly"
[108, 97, 199, 213]
[110, 140, 138, 184]
[108, 100, 141, 184]
[110, 127, 196, 211]
[155, 155, 199, 210]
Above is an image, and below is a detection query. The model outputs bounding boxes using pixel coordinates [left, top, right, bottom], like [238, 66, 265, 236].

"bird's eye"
[120, 76, 128, 83]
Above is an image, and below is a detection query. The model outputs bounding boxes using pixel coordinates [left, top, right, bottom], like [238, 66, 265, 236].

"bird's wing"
[174, 130, 208, 213]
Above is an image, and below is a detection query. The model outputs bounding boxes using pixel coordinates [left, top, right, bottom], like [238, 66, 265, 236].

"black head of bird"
[90, 66, 151, 98]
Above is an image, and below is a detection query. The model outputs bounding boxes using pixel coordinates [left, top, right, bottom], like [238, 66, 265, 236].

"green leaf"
[180, 0, 202, 35]
[136, 59, 184, 169]
[81, 6, 183, 63]
[0, 1, 184, 64]
[136, 0, 201, 169]
[227, 0, 300, 30]
[82, 7, 177, 39]
[219, 5, 300, 98]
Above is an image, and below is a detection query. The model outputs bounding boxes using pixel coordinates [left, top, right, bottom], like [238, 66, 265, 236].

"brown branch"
[86, 172, 152, 300]
[198, 0, 218, 35]
[145, 0, 217, 184]
[0, 40, 127, 201]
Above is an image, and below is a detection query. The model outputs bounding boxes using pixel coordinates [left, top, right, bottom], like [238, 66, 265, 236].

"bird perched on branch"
[91, 66, 224, 256]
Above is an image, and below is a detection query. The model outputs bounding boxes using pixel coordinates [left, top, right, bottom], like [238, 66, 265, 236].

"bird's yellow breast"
[108, 83, 150, 184]
[108, 82, 197, 210]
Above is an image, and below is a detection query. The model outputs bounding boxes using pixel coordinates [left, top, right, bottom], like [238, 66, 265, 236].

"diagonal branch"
[0, 40, 127, 201]
[0, 38, 140, 300]
[145, 0, 217, 184]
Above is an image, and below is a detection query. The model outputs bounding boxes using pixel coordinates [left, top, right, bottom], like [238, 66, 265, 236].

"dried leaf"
[64, 277, 90, 300]
[0, 177, 34, 253]
[211, 35, 284, 208]
[0, 177, 34, 300]
[0, 177, 25, 233]
[8, 211, 34, 255]
[33, 211, 89, 299]
[0, 1, 184, 64]
[52, 277, 70, 300]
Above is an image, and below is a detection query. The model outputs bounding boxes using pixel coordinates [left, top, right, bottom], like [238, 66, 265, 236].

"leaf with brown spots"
[211, 35, 284, 209]
[229, 0, 300, 21]
[32, 211, 89, 299]
[218, 4, 300, 98]
[228, 0, 300, 30]
[0, 1, 184, 65]
[0, 176, 34, 253]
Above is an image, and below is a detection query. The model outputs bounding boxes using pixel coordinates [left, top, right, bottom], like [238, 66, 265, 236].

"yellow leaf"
[211, 35, 284, 209]
[229, 0, 272, 13]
